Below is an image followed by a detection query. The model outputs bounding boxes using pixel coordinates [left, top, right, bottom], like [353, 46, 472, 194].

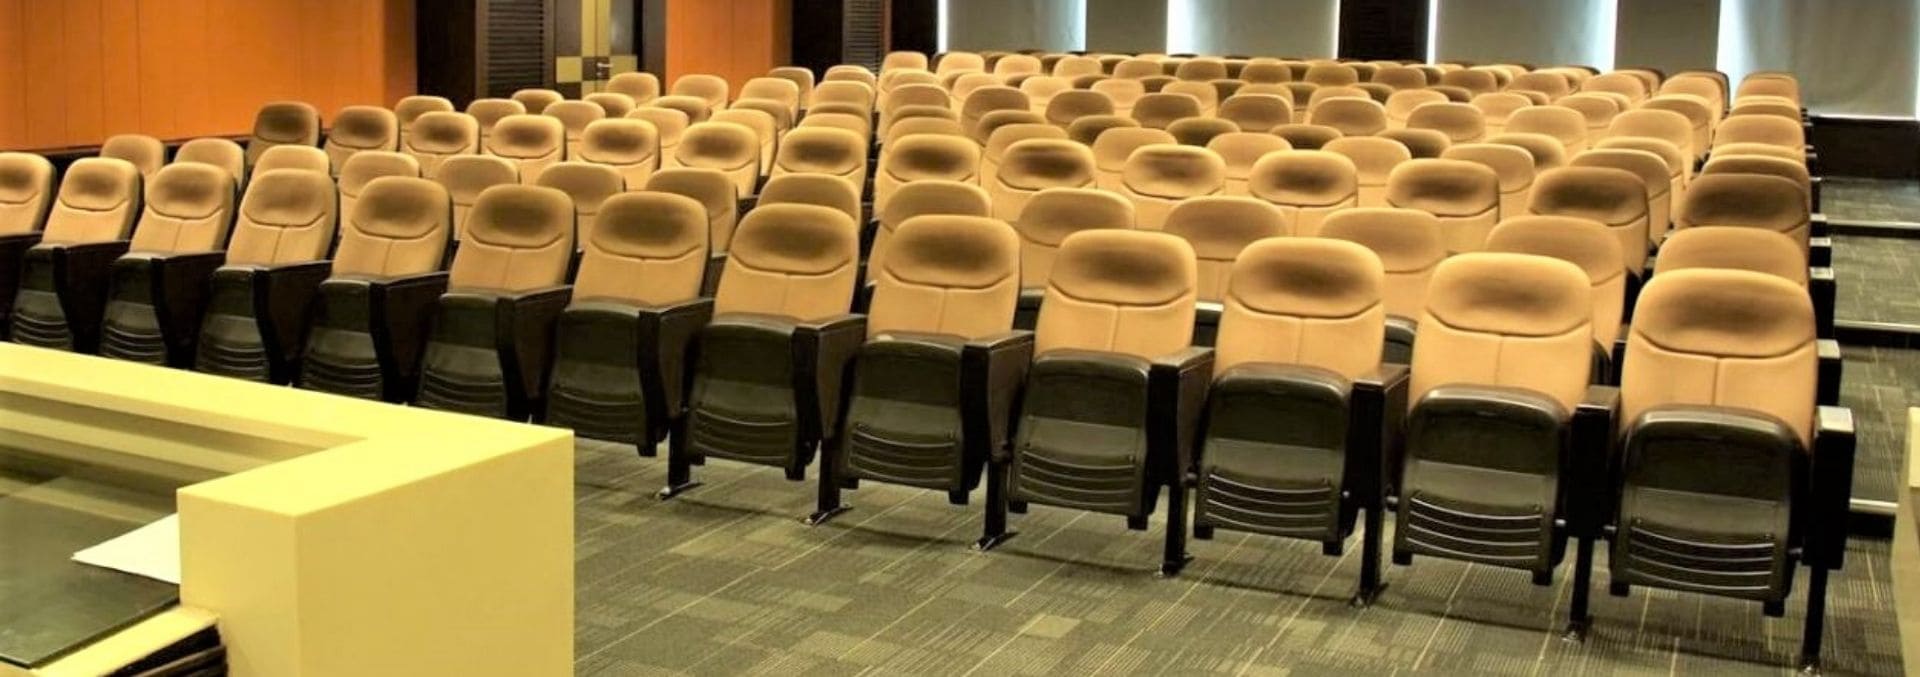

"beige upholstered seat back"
[1485, 215, 1627, 346]
[875, 134, 981, 214]
[1440, 143, 1537, 221]
[102, 134, 166, 177]
[1675, 173, 1810, 252]
[510, 89, 564, 114]
[117, 162, 228, 252]
[1046, 90, 1117, 128]
[1034, 229, 1197, 360]
[222, 169, 336, 265]
[1324, 136, 1411, 207]
[337, 152, 421, 230]
[175, 138, 247, 186]
[631, 107, 692, 167]
[1014, 188, 1134, 289]
[333, 177, 451, 279]
[1160, 196, 1288, 302]
[1247, 150, 1358, 236]
[672, 74, 731, 113]
[1218, 94, 1293, 132]
[646, 167, 741, 251]
[324, 106, 401, 175]
[676, 121, 760, 197]
[573, 192, 709, 307]
[1208, 132, 1292, 197]
[1320, 208, 1447, 319]
[713, 204, 859, 321]
[486, 114, 567, 184]
[577, 118, 661, 188]
[1214, 237, 1386, 379]
[1410, 253, 1593, 412]
[403, 112, 481, 179]
[1091, 127, 1177, 191]
[608, 72, 663, 103]
[544, 100, 608, 160]
[435, 155, 519, 241]
[1167, 117, 1240, 148]
[1406, 102, 1486, 143]
[1654, 226, 1808, 287]
[1378, 128, 1452, 160]
[990, 139, 1096, 222]
[535, 162, 625, 244]
[869, 215, 1021, 340]
[467, 98, 529, 143]
[1572, 148, 1676, 244]
[395, 95, 457, 146]
[1526, 166, 1651, 274]
[1624, 269, 1816, 446]
[771, 127, 867, 188]
[253, 145, 331, 176]
[247, 101, 321, 167]
[1131, 93, 1204, 129]
[0, 153, 56, 236]
[1384, 159, 1500, 254]
[1503, 106, 1589, 155]
[757, 173, 861, 225]
[1310, 97, 1389, 137]
[1118, 144, 1226, 229]
[447, 185, 574, 292]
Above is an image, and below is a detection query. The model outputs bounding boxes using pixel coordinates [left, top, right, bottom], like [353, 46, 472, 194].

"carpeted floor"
[571, 440, 1904, 676]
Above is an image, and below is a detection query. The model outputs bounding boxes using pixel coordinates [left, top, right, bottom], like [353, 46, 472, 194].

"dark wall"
[417, 0, 480, 106]
[792, 0, 847, 76]
[1339, 0, 1427, 61]
[890, 0, 937, 56]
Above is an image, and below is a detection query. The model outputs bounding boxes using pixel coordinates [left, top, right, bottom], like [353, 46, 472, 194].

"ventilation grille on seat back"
[487, 0, 548, 98]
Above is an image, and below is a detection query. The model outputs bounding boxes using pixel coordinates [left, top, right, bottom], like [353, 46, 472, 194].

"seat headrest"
[1654, 226, 1808, 286]
[998, 140, 1095, 190]
[331, 106, 398, 147]
[580, 118, 659, 162]
[409, 112, 481, 154]
[1121, 145, 1225, 198]
[1485, 215, 1625, 284]
[758, 173, 860, 222]
[489, 115, 565, 156]
[545, 101, 608, 133]
[1049, 229, 1196, 306]
[1386, 159, 1498, 212]
[679, 122, 758, 166]
[0, 153, 55, 204]
[339, 152, 421, 193]
[628, 107, 691, 142]
[465, 185, 573, 249]
[645, 167, 737, 219]
[1570, 149, 1672, 197]
[1016, 188, 1134, 244]
[1162, 196, 1287, 258]
[881, 180, 993, 225]
[467, 98, 528, 126]
[1529, 166, 1647, 224]
[729, 204, 857, 275]
[1424, 253, 1592, 337]
[1319, 207, 1446, 272]
[1406, 102, 1485, 141]
[1248, 150, 1358, 206]
[1439, 144, 1535, 189]
[254, 101, 320, 143]
[777, 127, 865, 174]
[349, 177, 450, 241]
[143, 162, 228, 218]
[255, 145, 331, 175]
[882, 215, 1020, 290]
[536, 162, 625, 205]
[1677, 174, 1807, 233]
[438, 156, 520, 197]
[887, 135, 981, 178]
[240, 168, 333, 227]
[1632, 269, 1814, 359]
[592, 192, 707, 259]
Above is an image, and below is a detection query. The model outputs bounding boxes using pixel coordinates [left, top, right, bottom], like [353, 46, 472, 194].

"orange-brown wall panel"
[0, 0, 415, 152]
[664, 0, 792, 93]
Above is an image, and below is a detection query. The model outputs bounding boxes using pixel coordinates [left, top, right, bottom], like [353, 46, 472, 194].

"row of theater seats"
[0, 55, 1845, 671]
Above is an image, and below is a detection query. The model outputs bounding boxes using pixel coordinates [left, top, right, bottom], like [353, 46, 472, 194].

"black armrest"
[1149, 346, 1215, 480]
[1349, 363, 1410, 503]
[701, 252, 728, 297]
[372, 272, 451, 379]
[1816, 338, 1842, 407]
[794, 313, 869, 440]
[1383, 315, 1418, 366]
[1809, 235, 1831, 268]
[0, 232, 44, 329]
[634, 297, 716, 418]
[1810, 176, 1822, 213]
[962, 330, 1036, 462]
[1569, 385, 1621, 536]
[1808, 406, 1855, 570]
[1810, 266, 1835, 340]
[439, 285, 572, 400]
[215, 260, 333, 364]
[1193, 301, 1224, 348]
[35, 241, 132, 335]
[115, 250, 228, 354]
[1810, 212, 1828, 239]
[1014, 287, 1045, 330]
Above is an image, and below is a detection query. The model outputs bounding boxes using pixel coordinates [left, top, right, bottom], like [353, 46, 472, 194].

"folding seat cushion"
[1373, 65, 1427, 90]
[649, 95, 714, 125]
[1053, 55, 1104, 79]
[712, 108, 780, 176]
[1608, 109, 1696, 161]
[1526, 167, 1651, 279]
[1161, 196, 1288, 302]
[7, 158, 145, 350]
[1116, 144, 1226, 229]
[673, 121, 760, 198]
[337, 152, 422, 233]
[245, 101, 322, 170]
[1376, 128, 1451, 160]
[191, 169, 345, 378]
[1485, 215, 1627, 348]
[1714, 115, 1806, 152]
[299, 177, 452, 400]
[1396, 252, 1596, 580]
[1324, 136, 1412, 207]
[1385, 90, 1448, 129]
[576, 118, 660, 188]
[1486, 132, 1568, 171]
[671, 74, 731, 113]
[756, 173, 861, 227]
[812, 81, 877, 115]
[1405, 102, 1486, 143]
[1044, 89, 1115, 128]
[91, 164, 245, 364]
[1167, 117, 1240, 147]
[1305, 64, 1360, 87]
[1572, 148, 1676, 245]
[1310, 97, 1389, 137]
[1320, 207, 1446, 331]
[871, 180, 992, 272]
[1067, 114, 1139, 145]
[1610, 270, 1850, 651]
[434, 155, 519, 241]
[486, 114, 567, 184]
[1131, 93, 1205, 130]
[1385, 158, 1500, 254]
[1208, 132, 1292, 197]
[989, 139, 1097, 222]
[466, 98, 528, 143]
[544, 100, 607, 160]
[1675, 173, 1810, 255]
[607, 72, 663, 104]
[175, 138, 247, 187]
[1510, 71, 1573, 101]
[936, 51, 987, 76]
[322, 106, 400, 176]
[1219, 94, 1294, 133]
[1440, 143, 1536, 221]
[584, 92, 638, 118]
[401, 112, 481, 179]
[1470, 93, 1533, 136]
[884, 50, 930, 73]
[394, 95, 456, 146]
[535, 162, 625, 244]
[1248, 150, 1359, 236]
[630, 107, 692, 168]
[102, 134, 167, 178]
[960, 86, 1031, 135]
[1503, 106, 1589, 155]
[1272, 124, 1343, 151]
[541, 190, 710, 450]
[511, 89, 564, 114]
[874, 134, 981, 214]
[1440, 69, 1499, 96]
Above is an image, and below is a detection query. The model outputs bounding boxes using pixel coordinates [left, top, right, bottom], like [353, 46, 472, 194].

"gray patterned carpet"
[571, 440, 1903, 676]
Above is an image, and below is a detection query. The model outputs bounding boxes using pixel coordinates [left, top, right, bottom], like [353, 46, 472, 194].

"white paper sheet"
[71, 513, 182, 585]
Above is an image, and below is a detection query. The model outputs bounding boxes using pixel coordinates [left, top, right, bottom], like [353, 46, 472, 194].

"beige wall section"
[0, 344, 574, 677]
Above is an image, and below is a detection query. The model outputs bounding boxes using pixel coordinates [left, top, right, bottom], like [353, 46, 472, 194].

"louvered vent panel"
[843, 0, 884, 71]
[487, 0, 548, 97]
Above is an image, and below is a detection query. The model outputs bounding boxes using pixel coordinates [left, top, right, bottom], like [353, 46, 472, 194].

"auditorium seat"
[1572, 148, 1676, 246]
[647, 168, 740, 263]
[1385, 89, 1448, 129]
[1375, 128, 1450, 160]
[815, 214, 1026, 520]
[1272, 124, 1342, 150]
[1440, 143, 1536, 221]
[1441, 69, 1499, 96]
[1020, 76, 1074, 116]
[1486, 132, 1568, 170]
[1306, 85, 1370, 112]
[936, 51, 987, 76]
[1114, 57, 1163, 80]
[1430, 85, 1474, 103]
[1714, 141, 1807, 164]
[1311, 97, 1390, 137]
[101, 134, 166, 178]
[1045, 89, 1115, 128]
[1119, 144, 1226, 229]
[1066, 114, 1139, 145]
[869, 180, 992, 272]
[1608, 109, 1697, 162]
[1160, 196, 1286, 305]
[511, 89, 564, 114]
[252, 145, 331, 176]
[994, 54, 1044, 80]
[611, 73, 667, 105]
[1484, 216, 1627, 367]
[1583, 72, 1649, 105]
[1248, 150, 1358, 236]
[1503, 106, 1588, 155]
[0, 153, 59, 338]
[322, 106, 400, 177]
[1393, 253, 1609, 618]
[959, 86, 1030, 135]
[90, 163, 248, 366]
[536, 162, 625, 244]
[1405, 102, 1486, 143]
[1163, 81, 1220, 116]
[1219, 94, 1294, 132]
[1131, 93, 1205, 130]
[1320, 208, 1445, 363]
[394, 96, 456, 147]
[1467, 93, 1531, 137]
[769, 126, 868, 200]
[812, 81, 877, 116]
[659, 203, 861, 494]
[540, 191, 711, 454]
[1607, 268, 1851, 671]
[672, 74, 731, 114]
[676, 121, 761, 199]
[1676, 173, 1814, 263]
[584, 92, 637, 119]
[466, 98, 528, 143]
[545, 100, 607, 160]
[883, 50, 929, 73]
[402, 112, 480, 179]
[577, 118, 661, 189]
[1192, 236, 1399, 600]
[1305, 63, 1360, 87]
[979, 228, 1208, 575]
[1054, 55, 1104, 79]
[1373, 65, 1427, 91]
[767, 67, 815, 110]
[1640, 95, 1715, 159]
[9, 158, 147, 350]
[414, 185, 574, 420]
[712, 109, 779, 177]
[1555, 93, 1623, 138]
[174, 138, 247, 187]
[882, 117, 966, 147]
[880, 83, 951, 138]
[1527, 167, 1650, 280]
[1702, 153, 1814, 211]
[435, 155, 519, 241]
[756, 173, 861, 227]
[1092, 78, 1148, 117]
[1385, 158, 1500, 253]
[649, 95, 714, 125]
[486, 114, 567, 184]
[825, 64, 879, 89]
[1208, 132, 1292, 197]
[1175, 58, 1229, 82]
[874, 134, 980, 215]
[630, 107, 691, 167]
[989, 138, 1096, 222]
[1167, 117, 1239, 147]
[1731, 96, 1802, 121]
[190, 170, 342, 380]
[1652, 227, 1829, 338]
[1511, 71, 1573, 101]
[1714, 115, 1808, 157]
[336, 152, 422, 235]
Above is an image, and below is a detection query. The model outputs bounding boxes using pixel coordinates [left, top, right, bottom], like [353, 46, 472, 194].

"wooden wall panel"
[0, 0, 415, 152]
[664, 0, 791, 90]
